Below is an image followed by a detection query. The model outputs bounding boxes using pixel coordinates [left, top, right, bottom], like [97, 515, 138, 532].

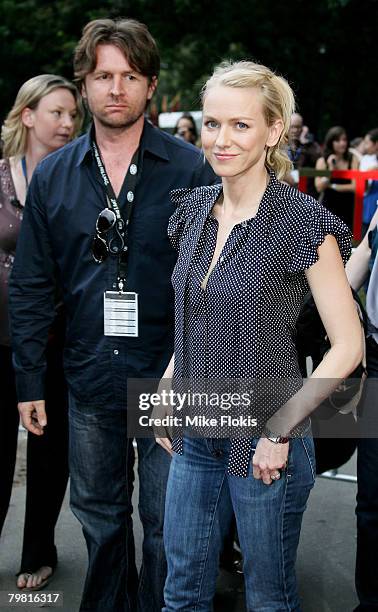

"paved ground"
[0, 433, 359, 611]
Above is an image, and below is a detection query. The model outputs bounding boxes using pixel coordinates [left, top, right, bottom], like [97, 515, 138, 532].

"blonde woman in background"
[156, 61, 363, 610]
[0, 75, 83, 590]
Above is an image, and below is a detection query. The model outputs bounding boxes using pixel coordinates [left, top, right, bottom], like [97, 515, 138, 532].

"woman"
[315, 125, 359, 229]
[0, 74, 83, 589]
[173, 112, 198, 146]
[156, 61, 363, 610]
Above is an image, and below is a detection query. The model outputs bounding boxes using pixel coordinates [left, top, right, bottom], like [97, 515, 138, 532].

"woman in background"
[315, 125, 359, 229]
[173, 112, 199, 146]
[0, 74, 83, 589]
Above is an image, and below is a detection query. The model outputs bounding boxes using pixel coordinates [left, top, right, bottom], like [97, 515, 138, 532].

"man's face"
[82, 44, 157, 130]
[289, 114, 303, 143]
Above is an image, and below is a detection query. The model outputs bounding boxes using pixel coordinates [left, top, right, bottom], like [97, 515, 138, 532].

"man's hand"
[252, 437, 289, 485]
[18, 400, 46, 436]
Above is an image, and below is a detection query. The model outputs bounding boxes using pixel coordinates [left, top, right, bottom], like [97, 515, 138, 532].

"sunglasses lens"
[92, 236, 108, 263]
[97, 209, 116, 234]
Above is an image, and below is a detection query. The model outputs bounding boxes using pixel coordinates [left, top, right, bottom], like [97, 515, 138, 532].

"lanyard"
[92, 139, 140, 290]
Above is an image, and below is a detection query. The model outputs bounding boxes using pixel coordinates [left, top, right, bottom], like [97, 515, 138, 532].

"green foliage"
[0, 0, 377, 140]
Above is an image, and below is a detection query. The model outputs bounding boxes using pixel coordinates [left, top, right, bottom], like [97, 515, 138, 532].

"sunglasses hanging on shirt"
[92, 207, 118, 263]
[91, 140, 140, 275]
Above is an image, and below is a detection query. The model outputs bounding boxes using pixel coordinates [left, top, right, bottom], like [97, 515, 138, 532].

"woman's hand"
[152, 378, 174, 455]
[326, 154, 337, 170]
[252, 438, 289, 485]
[153, 356, 175, 456]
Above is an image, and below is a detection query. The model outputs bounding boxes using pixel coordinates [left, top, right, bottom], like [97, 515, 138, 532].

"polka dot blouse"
[168, 170, 351, 477]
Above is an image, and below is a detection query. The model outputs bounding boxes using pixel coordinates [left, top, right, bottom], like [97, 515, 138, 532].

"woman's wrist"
[263, 425, 290, 444]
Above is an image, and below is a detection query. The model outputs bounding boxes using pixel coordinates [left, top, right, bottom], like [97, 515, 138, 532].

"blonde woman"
[0, 74, 83, 589]
[157, 61, 363, 610]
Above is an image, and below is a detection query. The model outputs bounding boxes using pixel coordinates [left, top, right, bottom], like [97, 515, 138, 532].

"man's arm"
[345, 207, 378, 290]
[9, 169, 57, 434]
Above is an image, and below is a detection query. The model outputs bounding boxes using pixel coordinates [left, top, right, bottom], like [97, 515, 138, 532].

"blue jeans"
[163, 436, 315, 612]
[68, 396, 170, 612]
[355, 337, 378, 611]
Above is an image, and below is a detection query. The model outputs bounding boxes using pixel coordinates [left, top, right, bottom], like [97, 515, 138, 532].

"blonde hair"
[201, 60, 295, 179]
[1, 74, 84, 158]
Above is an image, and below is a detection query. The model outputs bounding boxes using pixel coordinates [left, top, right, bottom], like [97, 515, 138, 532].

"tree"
[1, 0, 377, 140]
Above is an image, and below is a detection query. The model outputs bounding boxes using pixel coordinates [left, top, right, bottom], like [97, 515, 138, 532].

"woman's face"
[176, 118, 196, 143]
[332, 133, 348, 155]
[23, 88, 78, 152]
[201, 85, 282, 179]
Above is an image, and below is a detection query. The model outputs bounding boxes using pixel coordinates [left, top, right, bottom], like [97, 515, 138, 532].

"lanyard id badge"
[104, 291, 139, 337]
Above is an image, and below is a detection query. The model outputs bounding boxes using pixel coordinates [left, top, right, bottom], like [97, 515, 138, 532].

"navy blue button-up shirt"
[9, 120, 216, 408]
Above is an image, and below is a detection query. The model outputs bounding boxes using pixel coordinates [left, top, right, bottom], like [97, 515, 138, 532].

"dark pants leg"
[69, 395, 137, 612]
[0, 345, 19, 537]
[355, 338, 378, 611]
[136, 437, 171, 612]
[19, 343, 69, 572]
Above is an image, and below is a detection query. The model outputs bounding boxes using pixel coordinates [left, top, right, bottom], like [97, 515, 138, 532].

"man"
[346, 207, 378, 611]
[9, 18, 215, 612]
[285, 112, 321, 197]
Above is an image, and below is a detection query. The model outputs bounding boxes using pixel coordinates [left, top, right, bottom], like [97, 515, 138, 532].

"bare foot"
[17, 566, 53, 590]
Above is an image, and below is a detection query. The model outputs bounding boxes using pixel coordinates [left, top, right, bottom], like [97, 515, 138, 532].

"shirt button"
[241, 221, 248, 228]
[113, 349, 119, 355]
[127, 191, 134, 202]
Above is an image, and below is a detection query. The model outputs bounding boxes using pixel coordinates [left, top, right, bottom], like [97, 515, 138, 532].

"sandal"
[16, 566, 54, 591]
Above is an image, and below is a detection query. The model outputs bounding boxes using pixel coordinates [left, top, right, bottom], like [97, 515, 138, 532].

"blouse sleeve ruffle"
[287, 204, 352, 274]
[168, 188, 201, 250]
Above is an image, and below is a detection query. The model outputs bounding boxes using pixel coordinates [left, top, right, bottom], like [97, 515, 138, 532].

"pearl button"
[130, 164, 137, 175]
[127, 191, 134, 202]
[113, 349, 119, 355]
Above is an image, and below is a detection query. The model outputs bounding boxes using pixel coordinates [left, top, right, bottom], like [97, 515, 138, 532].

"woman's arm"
[346, 207, 378, 290]
[162, 354, 175, 379]
[153, 354, 175, 455]
[254, 234, 363, 484]
[266, 235, 363, 437]
[315, 157, 329, 193]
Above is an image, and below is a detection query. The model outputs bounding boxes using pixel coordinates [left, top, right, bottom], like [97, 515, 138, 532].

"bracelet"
[263, 427, 289, 445]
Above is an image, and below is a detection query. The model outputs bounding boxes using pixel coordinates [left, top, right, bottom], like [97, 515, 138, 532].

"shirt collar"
[76, 118, 170, 167]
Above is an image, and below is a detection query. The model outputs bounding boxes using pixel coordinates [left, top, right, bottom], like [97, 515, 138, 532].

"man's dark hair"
[73, 18, 160, 88]
[367, 128, 378, 144]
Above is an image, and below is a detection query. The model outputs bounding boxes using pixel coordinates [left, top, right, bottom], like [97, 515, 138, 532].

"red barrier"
[298, 170, 378, 240]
